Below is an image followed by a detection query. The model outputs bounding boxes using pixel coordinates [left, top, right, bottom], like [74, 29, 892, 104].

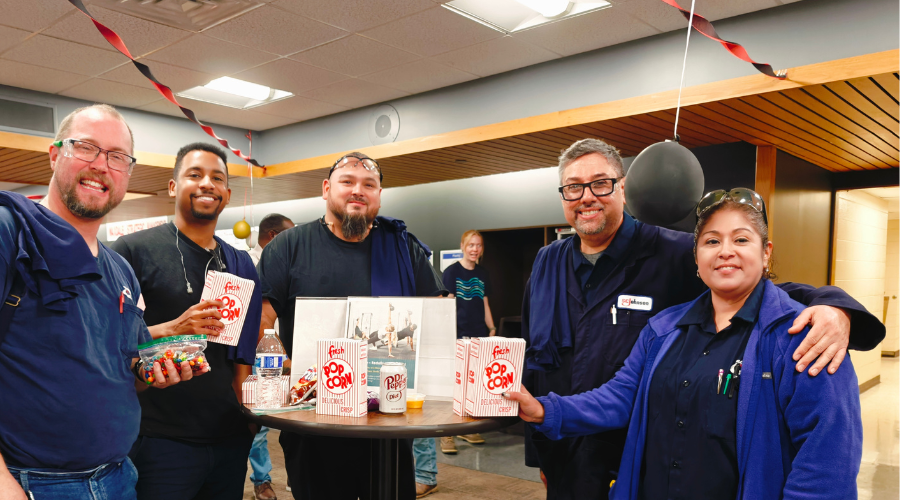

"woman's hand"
[502, 386, 545, 424]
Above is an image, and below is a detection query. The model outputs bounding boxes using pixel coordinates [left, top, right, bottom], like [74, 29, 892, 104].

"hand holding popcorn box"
[453, 339, 472, 416]
[464, 337, 526, 417]
[200, 270, 255, 346]
[316, 339, 368, 417]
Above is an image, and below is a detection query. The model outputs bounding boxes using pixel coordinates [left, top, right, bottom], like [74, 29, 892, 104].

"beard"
[190, 195, 223, 221]
[56, 172, 122, 219]
[573, 203, 610, 236]
[329, 195, 377, 240]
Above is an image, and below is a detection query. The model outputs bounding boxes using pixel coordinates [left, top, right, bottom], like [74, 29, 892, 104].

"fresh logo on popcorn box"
[323, 358, 353, 394]
[217, 292, 243, 324]
[483, 358, 515, 394]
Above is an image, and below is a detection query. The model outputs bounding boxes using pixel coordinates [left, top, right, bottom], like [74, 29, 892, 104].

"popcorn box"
[464, 337, 526, 417]
[452, 339, 472, 416]
[200, 270, 255, 347]
[242, 375, 292, 406]
[316, 339, 368, 417]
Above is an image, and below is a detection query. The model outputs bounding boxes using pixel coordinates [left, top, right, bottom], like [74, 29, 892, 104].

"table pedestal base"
[371, 438, 400, 500]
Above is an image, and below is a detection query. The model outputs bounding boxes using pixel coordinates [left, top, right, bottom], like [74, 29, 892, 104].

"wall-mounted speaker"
[368, 104, 400, 146]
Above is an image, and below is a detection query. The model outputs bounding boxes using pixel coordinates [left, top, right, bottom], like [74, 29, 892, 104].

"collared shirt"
[639, 279, 766, 500]
[571, 213, 637, 303]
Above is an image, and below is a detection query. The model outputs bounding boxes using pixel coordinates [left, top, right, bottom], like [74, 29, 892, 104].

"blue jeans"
[412, 438, 437, 486]
[249, 426, 273, 485]
[8, 458, 138, 500]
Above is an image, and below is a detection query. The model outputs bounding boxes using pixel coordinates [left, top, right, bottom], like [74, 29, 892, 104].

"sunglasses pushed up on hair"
[696, 188, 768, 224]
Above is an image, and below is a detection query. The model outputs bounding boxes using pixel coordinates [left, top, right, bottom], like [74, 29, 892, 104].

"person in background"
[439, 229, 496, 454]
[246, 213, 294, 500]
[0, 104, 200, 500]
[256, 152, 445, 500]
[111, 142, 262, 500]
[508, 189, 863, 499]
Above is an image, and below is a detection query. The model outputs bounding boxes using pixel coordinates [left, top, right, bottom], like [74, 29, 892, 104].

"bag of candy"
[137, 334, 208, 385]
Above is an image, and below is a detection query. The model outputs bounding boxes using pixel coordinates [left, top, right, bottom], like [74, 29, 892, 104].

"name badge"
[762, 372, 773, 379]
[617, 295, 653, 311]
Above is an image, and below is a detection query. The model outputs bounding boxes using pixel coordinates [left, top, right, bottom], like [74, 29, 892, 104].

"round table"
[242, 400, 517, 499]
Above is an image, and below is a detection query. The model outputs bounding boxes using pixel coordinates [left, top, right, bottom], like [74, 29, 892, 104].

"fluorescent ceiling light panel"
[176, 77, 292, 110]
[444, 0, 610, 33]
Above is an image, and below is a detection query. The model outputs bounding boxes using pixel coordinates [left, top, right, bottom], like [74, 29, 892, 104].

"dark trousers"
[129, 434, 253, 500]
[280, 431, 416, 500]
[530, 430, 618, 500]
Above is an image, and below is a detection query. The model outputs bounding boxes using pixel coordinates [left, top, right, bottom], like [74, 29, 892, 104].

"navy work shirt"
[640, 279, 765, 500]
[0, 209, 151, 470]
[572, 213, 636, 304]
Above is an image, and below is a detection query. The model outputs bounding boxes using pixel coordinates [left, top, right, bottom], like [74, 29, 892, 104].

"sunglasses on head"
[328, 155, 382, 182]
[696, 188, 767, 224]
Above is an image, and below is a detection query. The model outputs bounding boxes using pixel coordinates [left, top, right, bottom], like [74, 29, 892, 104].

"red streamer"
[659, 0, 786, 79]
[67, 0, 265, 167]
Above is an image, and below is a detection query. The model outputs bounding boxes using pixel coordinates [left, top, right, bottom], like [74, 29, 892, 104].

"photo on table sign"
[345, 297, 423, 390]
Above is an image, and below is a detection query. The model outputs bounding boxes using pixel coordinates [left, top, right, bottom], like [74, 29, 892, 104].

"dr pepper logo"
[217, 290, 243, 325]
[323, 359, 353, 394]
[482, 358, 515, 394]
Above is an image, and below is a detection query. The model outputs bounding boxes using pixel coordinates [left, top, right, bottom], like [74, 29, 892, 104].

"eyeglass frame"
[52, 139, 136, 175]
[328, 155, 383, 182]
[558, 177, 622, 201]
[696, 188, 768, 224]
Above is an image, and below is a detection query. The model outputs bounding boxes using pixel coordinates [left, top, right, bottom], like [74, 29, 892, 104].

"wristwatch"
[131, 359, 146, 382]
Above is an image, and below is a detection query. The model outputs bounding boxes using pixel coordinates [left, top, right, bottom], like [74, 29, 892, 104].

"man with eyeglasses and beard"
[111, 142, 262, 500]
[256, 152, 445, 500]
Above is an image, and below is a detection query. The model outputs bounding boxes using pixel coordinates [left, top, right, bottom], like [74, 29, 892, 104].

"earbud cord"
[175, 226, 193, 294]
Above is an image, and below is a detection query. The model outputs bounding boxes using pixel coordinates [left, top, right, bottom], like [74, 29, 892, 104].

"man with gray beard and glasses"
[256, 152, 445, 499]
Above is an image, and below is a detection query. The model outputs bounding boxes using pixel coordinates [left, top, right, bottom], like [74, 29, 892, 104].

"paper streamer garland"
[66, 0, 264, 168]
[659, 0, 787, 79]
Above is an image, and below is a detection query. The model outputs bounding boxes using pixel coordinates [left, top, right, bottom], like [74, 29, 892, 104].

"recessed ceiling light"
[176, 77, 292, 110]
[443, 0, 610, 33]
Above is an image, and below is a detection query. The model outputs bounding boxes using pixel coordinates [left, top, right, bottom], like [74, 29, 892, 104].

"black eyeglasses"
[558, 178, 621, 201]
[53, 139, 136, 175]
[328, 155, 382, 182]
[697, 188, 768, 224]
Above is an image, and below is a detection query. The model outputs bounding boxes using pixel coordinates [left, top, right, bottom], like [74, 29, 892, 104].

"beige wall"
[833, 190, 888, 387]
[884, 217, 899, 354]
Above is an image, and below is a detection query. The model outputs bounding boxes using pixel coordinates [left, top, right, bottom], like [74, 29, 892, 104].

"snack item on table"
[137, 335, 208, 385]
[406, 392, 425, 409]
[242, 375, 292, 406]
[316, 339, 368, 417]
[452, 339, 472, 416]
[379, 362, 407, 414]
[289, 364, 318, 406]
[367, 390, 380, 412]
[464, 337, 526, 417]
[200, 270, 255, 346]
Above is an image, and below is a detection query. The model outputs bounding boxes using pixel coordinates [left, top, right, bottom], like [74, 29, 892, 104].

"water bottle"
[255, 329, 286, 409]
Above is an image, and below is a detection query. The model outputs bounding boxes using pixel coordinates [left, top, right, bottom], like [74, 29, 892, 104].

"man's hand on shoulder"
[789, 305, 851, 376]
[148, 300, 224, 339]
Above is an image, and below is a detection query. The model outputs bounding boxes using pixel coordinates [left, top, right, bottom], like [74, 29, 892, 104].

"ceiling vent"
[0, 95, 56, 137]
[89, 0, 263, 32]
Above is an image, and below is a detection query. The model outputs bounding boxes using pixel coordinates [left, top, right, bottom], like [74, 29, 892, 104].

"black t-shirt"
[111, 222, 248, 444]
[442, 261, 491, 338]
[257, 218, 444, 355]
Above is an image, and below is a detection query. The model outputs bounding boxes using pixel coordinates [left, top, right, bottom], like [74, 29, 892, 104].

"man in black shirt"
[111, 143, 262, 500]
[257, 152, 445, 500]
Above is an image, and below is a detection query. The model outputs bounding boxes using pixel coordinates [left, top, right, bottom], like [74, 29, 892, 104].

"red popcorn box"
[316, 339, 368, 418]
[453, 339, 472, 416]
[200, 270, 255, 347]
[464, 337, 526, 417]
[242, 375, 292, 406]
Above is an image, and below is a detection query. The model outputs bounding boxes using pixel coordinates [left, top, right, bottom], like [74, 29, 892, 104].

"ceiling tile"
[513, 8, 660, 57]
[273, 0, 435, 33]
[204, 6, 348, 56]
[98, 61, 215, 93]
[42, 7, 190, 58]
[433, 36, 559, 77]
[0, 25, 30, 54]
[288, 35, 420, 77]
[688, 0, 781, 22]
[361, 7, 503, 57]
[0, 60, 90, 94]
[137, 99, 296, 131]
[60, 79, 162, 108]
[300, 79, 409, 108]
[360, 59, 475, 94]
[145, 35, 277, 77]
[1, 35, 128, 76]
[232, 59, 348, 95]
[0, 0, 73, 32]
[608, 0, 686, 32]
[253, 96, 349, 120]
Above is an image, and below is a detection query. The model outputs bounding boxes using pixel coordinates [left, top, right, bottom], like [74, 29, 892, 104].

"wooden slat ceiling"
[2, 72, 897, 222]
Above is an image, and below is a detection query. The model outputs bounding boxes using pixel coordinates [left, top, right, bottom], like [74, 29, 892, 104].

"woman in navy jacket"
[508, 189, 863, 499]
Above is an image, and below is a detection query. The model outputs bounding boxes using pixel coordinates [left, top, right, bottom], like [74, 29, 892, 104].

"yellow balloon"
[233, 219, 251, 239]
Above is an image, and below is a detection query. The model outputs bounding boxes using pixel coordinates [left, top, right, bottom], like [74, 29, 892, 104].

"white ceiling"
[0, 0, 798, 131]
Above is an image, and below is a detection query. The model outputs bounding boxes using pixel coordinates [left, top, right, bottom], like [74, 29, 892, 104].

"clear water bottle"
[255, 329, 286, 409]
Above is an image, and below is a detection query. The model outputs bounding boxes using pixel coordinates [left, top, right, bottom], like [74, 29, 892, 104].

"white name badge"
[617, 295, 653, 311]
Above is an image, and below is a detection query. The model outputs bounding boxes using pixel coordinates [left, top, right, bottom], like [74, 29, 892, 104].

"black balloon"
[624, 141, 704, 226]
